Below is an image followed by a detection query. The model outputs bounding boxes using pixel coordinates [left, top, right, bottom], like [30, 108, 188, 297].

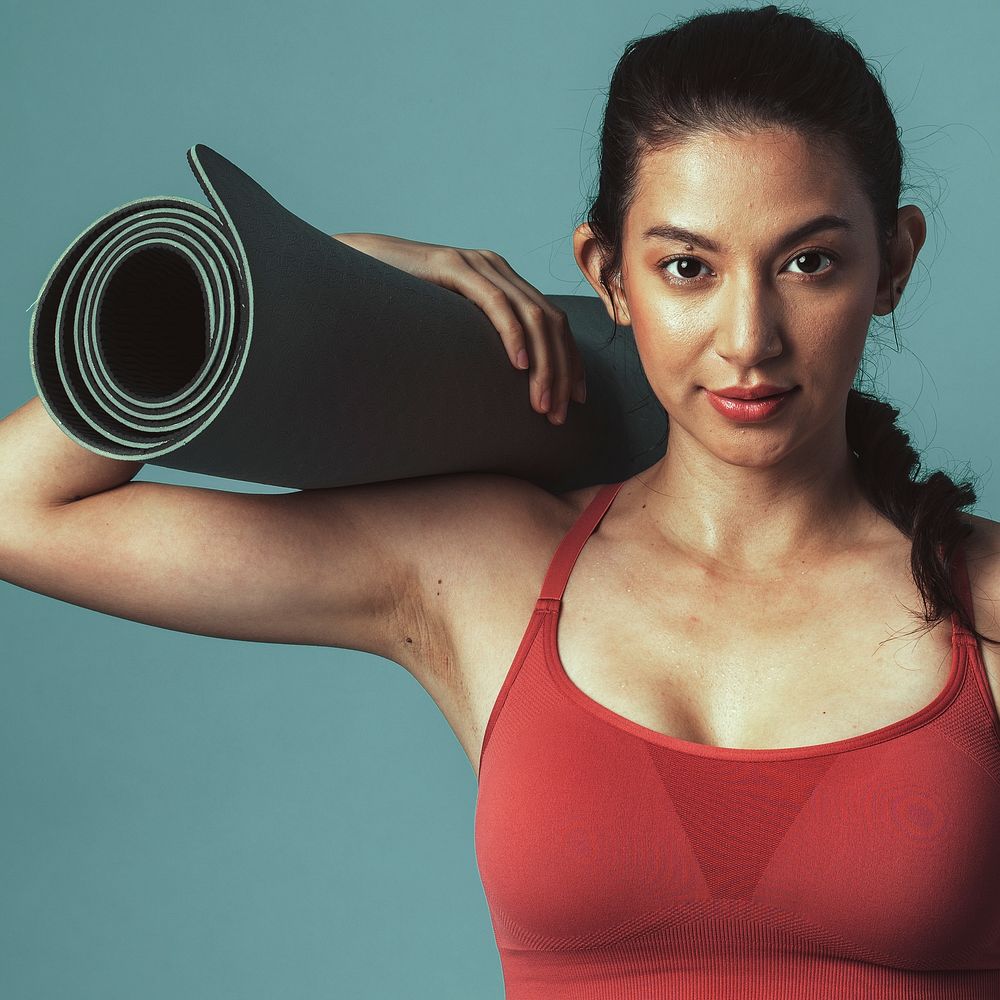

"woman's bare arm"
[0, 396, 418, 656]
[0, 235, 580, 673]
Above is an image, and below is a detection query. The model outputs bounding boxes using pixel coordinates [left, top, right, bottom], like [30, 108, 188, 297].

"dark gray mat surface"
[29, 144, 666, 493]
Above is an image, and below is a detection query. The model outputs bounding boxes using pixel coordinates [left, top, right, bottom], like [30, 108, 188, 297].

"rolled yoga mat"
[28, 144, 667, 494]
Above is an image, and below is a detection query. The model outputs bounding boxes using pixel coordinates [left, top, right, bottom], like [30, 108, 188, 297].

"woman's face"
[594, 128, 889, 470]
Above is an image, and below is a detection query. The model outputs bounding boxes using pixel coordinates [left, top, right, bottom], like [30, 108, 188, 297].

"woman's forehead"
[628, 130, 870, 246]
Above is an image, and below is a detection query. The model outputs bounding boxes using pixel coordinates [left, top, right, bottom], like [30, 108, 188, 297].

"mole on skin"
[406, 577, 445, 643]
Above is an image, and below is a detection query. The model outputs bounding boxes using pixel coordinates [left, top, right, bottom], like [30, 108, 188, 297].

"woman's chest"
[548, 573, 959, 752]
[461, 488, 1000, 975]
[470, 541, 1000, 965]
[451, 523, 993, 776]
[473, 633, 1000, 967]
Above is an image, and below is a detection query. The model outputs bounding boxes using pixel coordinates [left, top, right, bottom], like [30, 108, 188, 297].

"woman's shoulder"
[956, 509, 1000, 643]
[958, 509, 1000, 572]
[435, 471, 606, 529]
[393, 471, 581, 591]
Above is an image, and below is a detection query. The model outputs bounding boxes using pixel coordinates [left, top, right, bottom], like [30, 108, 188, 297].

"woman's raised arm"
[0, 235, 582, 662]
[0, 395, 420, 655]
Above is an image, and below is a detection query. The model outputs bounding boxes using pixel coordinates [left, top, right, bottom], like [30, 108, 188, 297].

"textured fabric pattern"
[475, 481, 1000, 998]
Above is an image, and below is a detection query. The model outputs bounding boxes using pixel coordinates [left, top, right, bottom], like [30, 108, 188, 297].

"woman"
[3, 4, 999, 995]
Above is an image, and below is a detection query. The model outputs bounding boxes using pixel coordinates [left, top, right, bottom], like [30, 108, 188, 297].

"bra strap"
[538, 480, 628, 602]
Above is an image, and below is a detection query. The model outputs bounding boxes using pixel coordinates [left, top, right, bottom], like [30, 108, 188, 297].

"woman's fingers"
[430, 249, 549, 415]
[463, 260, 565, 422]
[361, 240, 586, 424]
[457, 250, 584, 424]
[476, 251, 587, 412]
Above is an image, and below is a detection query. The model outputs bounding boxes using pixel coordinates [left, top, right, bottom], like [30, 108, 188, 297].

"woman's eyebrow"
[641, 213, 855, 254]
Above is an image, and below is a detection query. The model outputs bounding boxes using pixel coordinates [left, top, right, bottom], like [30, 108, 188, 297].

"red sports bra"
[474, 479, 1000, 998]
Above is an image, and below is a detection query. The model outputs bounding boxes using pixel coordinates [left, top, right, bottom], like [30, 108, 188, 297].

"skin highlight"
[573, 128, 927, 577]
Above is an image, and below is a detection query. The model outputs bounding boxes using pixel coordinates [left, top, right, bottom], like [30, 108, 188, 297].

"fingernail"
[540, 387, 551, 412]
[516, 348, 529, 370]
[573, 379, 587, 403]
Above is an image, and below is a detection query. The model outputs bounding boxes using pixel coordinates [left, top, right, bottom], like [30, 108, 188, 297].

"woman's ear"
[873, 204, 927, 316]
[573, 222, 632, 326]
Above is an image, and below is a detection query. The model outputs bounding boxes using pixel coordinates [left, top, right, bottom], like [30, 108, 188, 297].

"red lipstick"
[704, 384, 798, 422]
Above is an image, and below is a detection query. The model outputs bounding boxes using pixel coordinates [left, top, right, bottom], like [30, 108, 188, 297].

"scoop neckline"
[542, 602, 969, 761]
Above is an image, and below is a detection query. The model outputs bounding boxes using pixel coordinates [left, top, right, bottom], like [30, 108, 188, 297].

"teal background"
[2, 0, 997, 997]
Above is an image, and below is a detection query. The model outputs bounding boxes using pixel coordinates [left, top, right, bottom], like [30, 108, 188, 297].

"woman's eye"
[785, 250, 835, 276]
[659, 257, 709, 281]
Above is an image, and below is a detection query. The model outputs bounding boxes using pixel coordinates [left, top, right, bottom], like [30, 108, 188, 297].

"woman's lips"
[703, 386, 798, 422]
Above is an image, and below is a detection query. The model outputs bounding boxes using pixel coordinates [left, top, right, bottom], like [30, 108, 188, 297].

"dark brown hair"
[583, 3, 994, 645]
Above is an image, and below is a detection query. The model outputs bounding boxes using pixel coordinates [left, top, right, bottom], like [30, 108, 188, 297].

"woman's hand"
[332, 232, 586, 426]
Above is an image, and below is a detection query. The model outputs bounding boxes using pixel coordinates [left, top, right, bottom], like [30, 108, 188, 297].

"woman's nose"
[712, 276, 784, 366]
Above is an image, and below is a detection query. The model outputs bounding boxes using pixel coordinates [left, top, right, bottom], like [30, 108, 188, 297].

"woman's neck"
[633, 430, 881, 575]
